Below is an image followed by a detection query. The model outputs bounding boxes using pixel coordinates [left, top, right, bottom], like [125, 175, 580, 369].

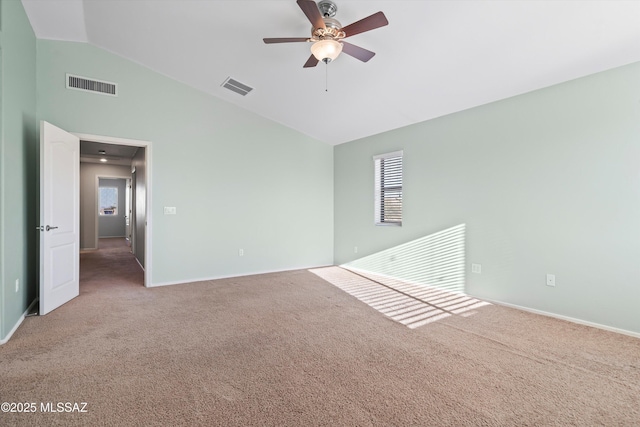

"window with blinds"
[374, 150, 403, 226]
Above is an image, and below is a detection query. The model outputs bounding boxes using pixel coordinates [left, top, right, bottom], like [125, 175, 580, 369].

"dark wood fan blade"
[342, 11, 388, 38]
[263, 37, 309, 44]
[297, 0, 325, 29]
[303, 54, 319, 68]
[341, 41, 375, 62]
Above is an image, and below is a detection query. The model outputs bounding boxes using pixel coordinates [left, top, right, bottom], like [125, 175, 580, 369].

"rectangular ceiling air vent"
[221, 77, 253, 96]
[66, 73, 118, 97]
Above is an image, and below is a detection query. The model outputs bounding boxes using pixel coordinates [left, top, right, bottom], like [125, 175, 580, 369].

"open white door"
[39, 121, 80, 315]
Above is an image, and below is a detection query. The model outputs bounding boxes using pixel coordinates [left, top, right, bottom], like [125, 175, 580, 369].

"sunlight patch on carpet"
[309, 266, 491, 329]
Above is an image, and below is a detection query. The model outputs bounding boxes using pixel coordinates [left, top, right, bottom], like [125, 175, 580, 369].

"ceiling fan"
[263, 0, 389, 68]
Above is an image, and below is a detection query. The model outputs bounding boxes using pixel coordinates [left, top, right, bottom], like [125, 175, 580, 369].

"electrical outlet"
[163, 206, 177, 215]
[239, 249, 244, 257]
[471, 264, 482, 274]
[546, 274, 556, 287]
[15, 279, 19, 292]
[354, 246, 358, 254]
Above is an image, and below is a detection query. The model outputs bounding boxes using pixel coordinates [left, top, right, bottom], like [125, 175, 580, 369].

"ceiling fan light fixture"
[311, 39, 343, 63]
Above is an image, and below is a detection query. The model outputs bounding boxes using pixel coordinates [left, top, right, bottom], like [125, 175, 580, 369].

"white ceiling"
[21, 0, 640, 145]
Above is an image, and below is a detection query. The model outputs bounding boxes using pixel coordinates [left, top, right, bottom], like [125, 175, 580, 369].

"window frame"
[373, 150, 403, 226]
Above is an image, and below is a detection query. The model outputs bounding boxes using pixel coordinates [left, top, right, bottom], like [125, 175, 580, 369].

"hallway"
[80, 238, 144, 294]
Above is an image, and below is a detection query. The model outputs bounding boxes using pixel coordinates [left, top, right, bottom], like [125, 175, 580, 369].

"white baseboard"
[135, 257, 145, 272]
[148, 264, 333, 288]
[340, 265, 468, 295]
[480, 297, 640, 339]
[0, 299, 38, 345]
[338, 266, 640, 339]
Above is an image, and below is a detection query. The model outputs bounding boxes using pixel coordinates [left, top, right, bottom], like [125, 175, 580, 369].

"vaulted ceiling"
[22, 0, 640, 145]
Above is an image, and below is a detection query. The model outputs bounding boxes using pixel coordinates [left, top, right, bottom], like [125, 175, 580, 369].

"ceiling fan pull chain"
[325, 62, 329, 92]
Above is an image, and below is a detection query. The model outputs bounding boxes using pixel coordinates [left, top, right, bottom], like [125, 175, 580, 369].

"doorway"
[39, 122, 153, 315]
[97, 177, 128, 240]
[76, 132, 152, 287]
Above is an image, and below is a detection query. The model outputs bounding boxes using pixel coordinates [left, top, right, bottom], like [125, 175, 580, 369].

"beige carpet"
[1, 241, 639, 426]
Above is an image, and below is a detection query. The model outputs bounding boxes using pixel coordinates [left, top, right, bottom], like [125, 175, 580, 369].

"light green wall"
[36, 40, 333, 285]
[4, 0, 637, 341]
[0, 0, 37, 341]
[334, 62, 640, 335]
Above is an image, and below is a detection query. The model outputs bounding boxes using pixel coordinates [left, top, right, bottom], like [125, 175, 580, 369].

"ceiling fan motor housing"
[312, 1, 343, 40]
[313, 18, 344, 40]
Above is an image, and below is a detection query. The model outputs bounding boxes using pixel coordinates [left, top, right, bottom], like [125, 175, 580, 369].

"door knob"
[45, 225, 59, 231]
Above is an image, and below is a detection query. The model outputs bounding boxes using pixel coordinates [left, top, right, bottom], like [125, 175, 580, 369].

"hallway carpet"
[79, 237, 143, 292]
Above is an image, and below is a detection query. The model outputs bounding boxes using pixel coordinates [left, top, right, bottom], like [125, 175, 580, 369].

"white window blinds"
[374, 150, 403, 226]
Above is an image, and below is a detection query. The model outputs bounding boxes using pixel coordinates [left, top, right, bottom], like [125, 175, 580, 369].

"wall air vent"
[221, 77, 253, 96]
[66, 74, 118, 97]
